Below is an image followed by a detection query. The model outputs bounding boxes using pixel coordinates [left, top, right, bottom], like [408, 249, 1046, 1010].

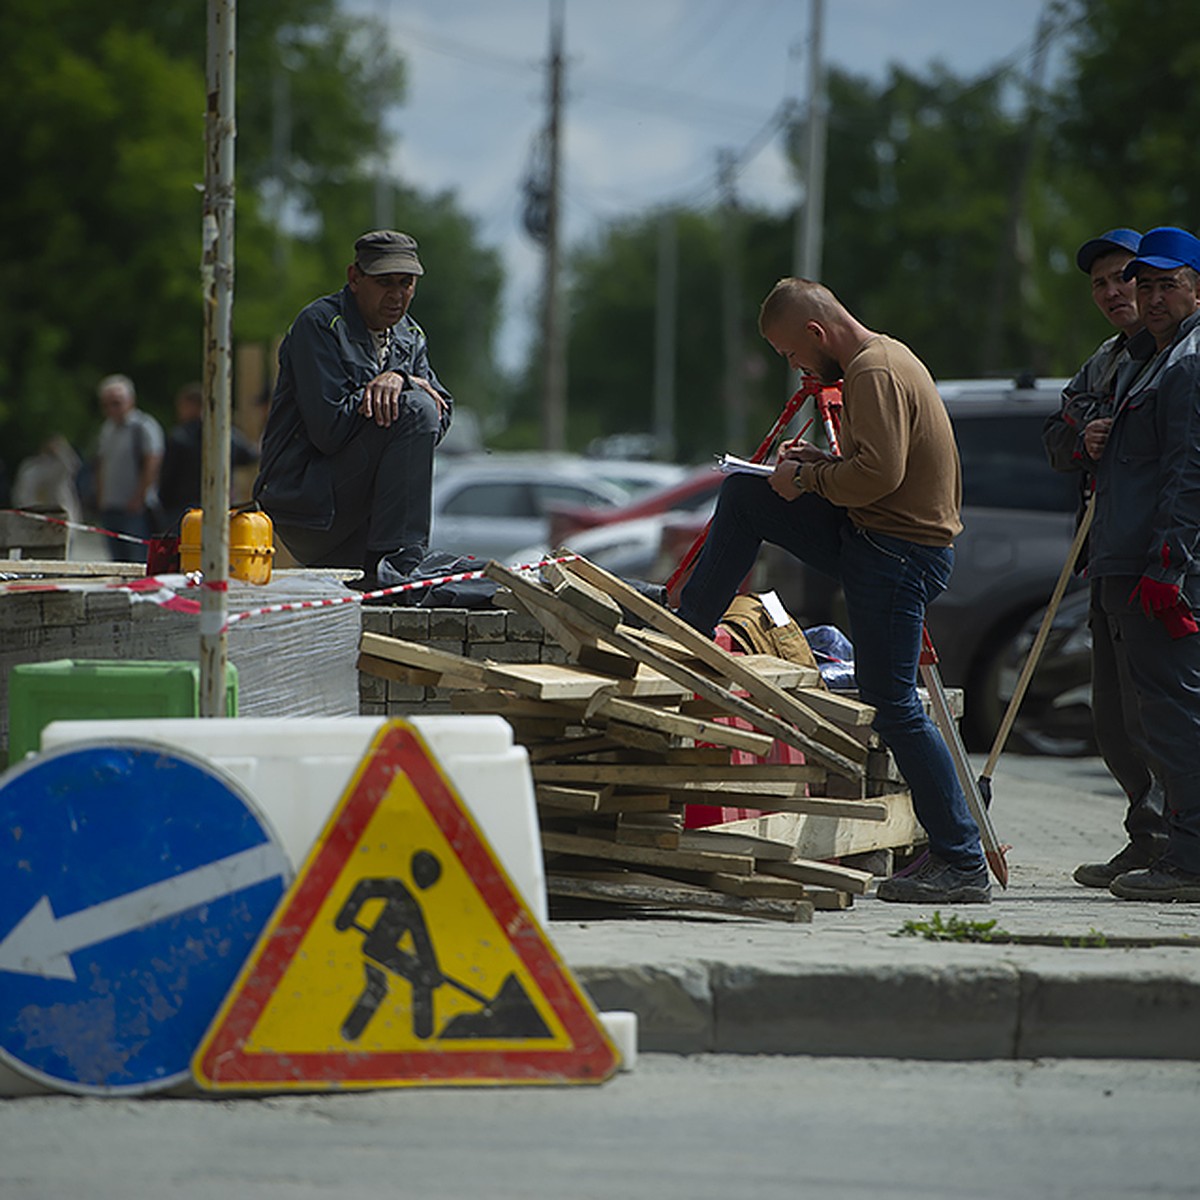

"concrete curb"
[576, 961, 1200, 1061]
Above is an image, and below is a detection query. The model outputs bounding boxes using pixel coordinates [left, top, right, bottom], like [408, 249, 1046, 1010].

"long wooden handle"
[980, 494, 1095, 780]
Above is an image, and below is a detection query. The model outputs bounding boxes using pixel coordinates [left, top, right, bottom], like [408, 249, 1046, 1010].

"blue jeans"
[678, 473, 984, 868]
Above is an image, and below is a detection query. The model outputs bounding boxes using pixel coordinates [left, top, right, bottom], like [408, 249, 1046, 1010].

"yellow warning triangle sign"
[193, 720, 619, 1089]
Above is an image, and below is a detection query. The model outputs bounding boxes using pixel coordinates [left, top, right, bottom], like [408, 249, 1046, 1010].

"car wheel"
[965, 596, 1096, 757]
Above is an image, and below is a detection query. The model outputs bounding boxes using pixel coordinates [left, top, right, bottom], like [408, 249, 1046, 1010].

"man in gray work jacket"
[254, 230, 452, 585]
[1087, 226, 1200, 902]
[1043, 228, 1168, 888]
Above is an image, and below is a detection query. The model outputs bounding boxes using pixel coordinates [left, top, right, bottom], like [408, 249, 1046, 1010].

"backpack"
[717, 593, 824, 682]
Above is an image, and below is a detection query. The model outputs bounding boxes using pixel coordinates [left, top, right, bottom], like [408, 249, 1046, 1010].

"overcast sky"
[344, 1, 1057, 371]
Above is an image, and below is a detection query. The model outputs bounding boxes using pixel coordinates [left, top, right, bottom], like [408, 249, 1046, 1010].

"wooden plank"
[713, 790, 922, 858]
[668, 789, 887, 820]
[562, 557, 868, 766]
[450, 693, 578, 720]
[541, 558, 624, 629]
[677, 828, 794, 861]
[481, 660, 622, 701]
[507, 588, 637, 678]
[595, 791, 673, 814]
[526, 735, 621, 763]
[485, 561, 863, 777]
[352, 652, 484, 691]
[760, 858, 875, 895]
[533, 763, 825, 786]
[793, 687, 876, 727]
[700, 872, 810, 900]
[454, 682, 776, 757]
[535, 784, 611, 812]
[595, 721, 675, 755]
[807, 886, 855, 910]
[359, 632, 489, 685]
[541, 830, 755, 875]
[592, 696, 775, 755]
[545, 873, 813, 923]
[611, 824, 681, 850]
[726, 654, 812, 690]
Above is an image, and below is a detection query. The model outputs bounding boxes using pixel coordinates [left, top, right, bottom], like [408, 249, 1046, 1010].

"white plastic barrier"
[38, 716, 546, 926]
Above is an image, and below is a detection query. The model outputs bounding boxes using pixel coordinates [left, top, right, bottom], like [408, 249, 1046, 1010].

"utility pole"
[539, 0, 567, 451]
[200, 0, 235, 717]
[982, 6, 1054, 375]
[372, 0, 394, 229]
[718, 149, 746, 450]
[792, 0, 827, 283]
[653, 211, 678, 460]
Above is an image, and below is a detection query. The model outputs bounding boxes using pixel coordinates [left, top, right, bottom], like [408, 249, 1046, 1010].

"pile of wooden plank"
[357, 557, 922, 923]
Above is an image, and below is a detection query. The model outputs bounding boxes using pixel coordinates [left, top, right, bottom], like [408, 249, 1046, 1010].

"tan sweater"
[796, 335, 962, 546]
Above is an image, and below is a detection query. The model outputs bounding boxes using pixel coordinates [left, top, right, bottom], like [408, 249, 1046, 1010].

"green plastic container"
[7, 659, 239, 762]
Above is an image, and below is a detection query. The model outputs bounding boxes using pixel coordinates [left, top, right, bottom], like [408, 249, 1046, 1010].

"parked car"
[516, 464, 722, 573]
[429, 454, 630, 563]
[525, 378, 1093, 756]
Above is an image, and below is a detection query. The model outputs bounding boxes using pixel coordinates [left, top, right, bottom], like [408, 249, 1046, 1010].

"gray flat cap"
[354, 230, 425, 276]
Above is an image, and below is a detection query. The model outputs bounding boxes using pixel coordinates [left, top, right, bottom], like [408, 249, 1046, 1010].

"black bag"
[377, 549, 498, 609]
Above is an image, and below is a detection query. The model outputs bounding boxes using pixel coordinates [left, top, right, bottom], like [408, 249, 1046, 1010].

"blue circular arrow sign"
[0, 741, 291, 1095]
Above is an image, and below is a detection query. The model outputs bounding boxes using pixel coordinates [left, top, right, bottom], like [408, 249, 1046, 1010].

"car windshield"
[955, 413, 1077, 512]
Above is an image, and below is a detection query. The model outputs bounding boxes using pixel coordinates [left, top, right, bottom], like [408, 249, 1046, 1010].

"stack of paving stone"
[356, 557, 926, 922]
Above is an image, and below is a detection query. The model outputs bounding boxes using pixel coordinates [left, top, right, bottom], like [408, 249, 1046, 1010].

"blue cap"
[1122, 226, 1200, 279]
[1075, 228, 1141, 273]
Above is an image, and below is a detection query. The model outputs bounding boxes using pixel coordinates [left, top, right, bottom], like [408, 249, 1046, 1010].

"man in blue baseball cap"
[1086, 226, 1200, 901]
[1043, 228, 1169, 890]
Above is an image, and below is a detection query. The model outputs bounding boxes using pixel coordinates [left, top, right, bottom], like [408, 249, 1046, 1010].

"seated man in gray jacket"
[254, 230, 452, 586]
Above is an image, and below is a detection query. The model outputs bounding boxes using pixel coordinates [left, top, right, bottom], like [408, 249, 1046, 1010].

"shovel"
[977, 494, 1095, 806]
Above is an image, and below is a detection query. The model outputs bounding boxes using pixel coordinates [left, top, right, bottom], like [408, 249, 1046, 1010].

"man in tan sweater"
[678, 278, 988, 903]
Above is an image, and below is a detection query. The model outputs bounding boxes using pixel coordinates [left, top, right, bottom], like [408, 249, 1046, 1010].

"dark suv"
[762, 376, 1094, 756]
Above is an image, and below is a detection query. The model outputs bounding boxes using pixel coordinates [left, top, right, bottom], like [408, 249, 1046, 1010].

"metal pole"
[653, 212, 678, 460]
[800, 0, 826, 281]
[718, 149, 745, 450]
[200, 0, 236, 717]
[540, 0, 567, 451]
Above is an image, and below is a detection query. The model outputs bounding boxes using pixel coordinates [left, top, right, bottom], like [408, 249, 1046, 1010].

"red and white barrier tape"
[1, 507, 149, 546]
[1, 552, 581, 630]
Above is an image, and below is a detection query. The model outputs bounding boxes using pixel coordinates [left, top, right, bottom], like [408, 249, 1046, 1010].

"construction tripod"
[665, 376, 843, 602]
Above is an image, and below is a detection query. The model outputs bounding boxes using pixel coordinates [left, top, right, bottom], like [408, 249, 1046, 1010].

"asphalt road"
[2, 1054, 1196, 1199]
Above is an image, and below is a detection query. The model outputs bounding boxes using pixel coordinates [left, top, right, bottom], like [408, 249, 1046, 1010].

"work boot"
[874, 855, 992, 904]
[1109, 861, 1200, 903]
[1072, 842, 1159, 889]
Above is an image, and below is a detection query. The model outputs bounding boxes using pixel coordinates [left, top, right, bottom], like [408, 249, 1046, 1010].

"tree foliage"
[557, 6, 1200, 458]
[1055, 0, 1200, 225]
[0, 1, 502, 474]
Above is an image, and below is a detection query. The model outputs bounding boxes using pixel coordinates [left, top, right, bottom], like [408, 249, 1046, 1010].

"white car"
[430, 455, 630, 563]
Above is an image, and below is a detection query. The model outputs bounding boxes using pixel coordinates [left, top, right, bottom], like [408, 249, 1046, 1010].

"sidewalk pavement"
[552, 754, 1200, 1061]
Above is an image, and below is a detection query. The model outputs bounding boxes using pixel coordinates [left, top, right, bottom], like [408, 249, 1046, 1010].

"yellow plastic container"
[180, 508, 275, 584]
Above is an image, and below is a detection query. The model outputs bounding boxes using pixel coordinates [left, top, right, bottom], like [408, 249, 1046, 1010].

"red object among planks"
[681, 626, 807, 829]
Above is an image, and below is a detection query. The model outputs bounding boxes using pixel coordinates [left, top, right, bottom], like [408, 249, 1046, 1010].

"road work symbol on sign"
[335, 856, 551, 1044]
[0, 741, 291, 1097]
[192, 720, 618, 1090]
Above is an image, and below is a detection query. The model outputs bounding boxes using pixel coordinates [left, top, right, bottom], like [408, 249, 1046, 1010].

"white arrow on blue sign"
[0, 741, 292, 1096]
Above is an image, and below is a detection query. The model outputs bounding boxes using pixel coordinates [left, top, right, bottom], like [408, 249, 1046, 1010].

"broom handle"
[980, 494, 1095, 781]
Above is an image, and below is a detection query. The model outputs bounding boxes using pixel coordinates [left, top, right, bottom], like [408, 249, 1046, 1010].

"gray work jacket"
[1090, 310, 1200, 583]
[1042, 331, 1130, 476]
[253, 285, 452, 530]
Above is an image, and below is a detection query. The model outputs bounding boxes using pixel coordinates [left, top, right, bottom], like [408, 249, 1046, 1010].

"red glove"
[1160, 603, 1200, 640]
[1129, 576, 1182, 617]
